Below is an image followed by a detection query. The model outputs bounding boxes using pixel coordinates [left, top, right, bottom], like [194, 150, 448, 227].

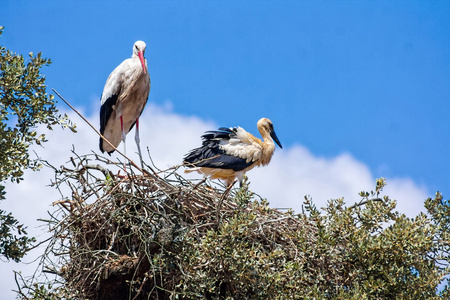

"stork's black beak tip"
[276, 140, 283, 149]
[270, 130, 283, 149]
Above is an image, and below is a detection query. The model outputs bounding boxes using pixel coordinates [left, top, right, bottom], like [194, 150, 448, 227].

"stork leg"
[225, 179, 238, 188]
[135, 118, 144, 169]
[120, 116, 127, 170]
[236, 173, 244, 188]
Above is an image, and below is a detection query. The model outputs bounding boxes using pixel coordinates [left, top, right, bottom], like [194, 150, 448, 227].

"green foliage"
[0, 207, 35, 262]
[177, 183, 302, 298]
[299, 178, 448, 299]
[0, 26, 75, 262]
[172, 179, 450, 299]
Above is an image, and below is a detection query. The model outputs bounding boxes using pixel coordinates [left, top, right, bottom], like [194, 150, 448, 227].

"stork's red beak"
[138, 51, 146, 74]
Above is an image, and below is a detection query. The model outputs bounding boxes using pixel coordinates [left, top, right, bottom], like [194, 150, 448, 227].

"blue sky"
[2, 1, 450, 197]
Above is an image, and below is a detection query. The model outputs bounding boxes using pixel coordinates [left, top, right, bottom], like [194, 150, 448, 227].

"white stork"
[183, 118, 283, 187]
[99, 40, 151, 167]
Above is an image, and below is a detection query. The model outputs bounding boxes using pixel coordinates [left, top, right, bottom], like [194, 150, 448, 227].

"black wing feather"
[184, 128, 252, 171]
[201, 127, 237, 143]
[99, 94, 118, 153]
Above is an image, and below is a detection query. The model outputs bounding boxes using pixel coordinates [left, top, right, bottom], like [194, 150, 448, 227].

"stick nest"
[41, 153, 317, 299]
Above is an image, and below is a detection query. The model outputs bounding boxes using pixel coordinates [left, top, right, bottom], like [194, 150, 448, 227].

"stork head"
[257, 118, 283, 149]
[133, 40, 147, 74]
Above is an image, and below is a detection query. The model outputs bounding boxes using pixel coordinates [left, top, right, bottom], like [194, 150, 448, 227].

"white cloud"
[248, 145, 428, 216]
[383, 177, 429, 217]
[0, 102, 430, 298]
[249, 146, 374, 209]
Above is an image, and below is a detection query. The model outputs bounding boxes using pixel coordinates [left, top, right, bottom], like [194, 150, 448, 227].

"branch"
[216, 181, 236, 224]
[349, 198, 383, 210]
[24, 237, 52, 252]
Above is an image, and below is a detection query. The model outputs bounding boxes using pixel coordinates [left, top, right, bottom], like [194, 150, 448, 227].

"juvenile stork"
[99, 40, 151, 167]
[183, 118, 282, 187]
